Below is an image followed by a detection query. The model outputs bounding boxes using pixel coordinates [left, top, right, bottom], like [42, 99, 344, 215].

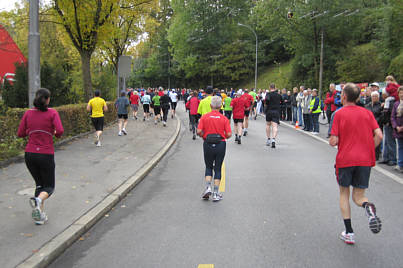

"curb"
[0, 120, 118, 169]
[280, 121, 403, 185]
[16, 116, 181, 268]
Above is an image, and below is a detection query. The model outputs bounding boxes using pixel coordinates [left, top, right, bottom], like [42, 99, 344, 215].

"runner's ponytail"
[33, 88, 51, 111]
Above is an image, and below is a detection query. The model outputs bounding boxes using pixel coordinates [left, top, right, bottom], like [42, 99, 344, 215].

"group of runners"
[17, 81, 386, 248]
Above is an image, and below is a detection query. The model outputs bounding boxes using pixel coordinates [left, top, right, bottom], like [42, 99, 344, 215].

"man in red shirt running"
[231, 91, 247, 144]
[130, 91, 140, 120]
[242, 89, 254, 136]
[197, 96, 232, 202]
[186, 91, 200, 140]
[329, 83, 383, 245]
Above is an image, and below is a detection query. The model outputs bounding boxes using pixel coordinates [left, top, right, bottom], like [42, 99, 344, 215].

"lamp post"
[28, 0, 40, 108]
[238, 23, 258, 91]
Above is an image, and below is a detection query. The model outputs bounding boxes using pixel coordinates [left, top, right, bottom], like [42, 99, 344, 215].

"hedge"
[0, 102, 117, 162]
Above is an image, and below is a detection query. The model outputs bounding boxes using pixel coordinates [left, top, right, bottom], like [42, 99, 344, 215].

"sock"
[206, 181, 211, 187]
[344, 219, 354, 234]
[362, 202, 368, 208]
[214, 185, 219, 193]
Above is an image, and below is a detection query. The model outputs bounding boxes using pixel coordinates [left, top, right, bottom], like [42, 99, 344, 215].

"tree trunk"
[80, 51, 93, 101]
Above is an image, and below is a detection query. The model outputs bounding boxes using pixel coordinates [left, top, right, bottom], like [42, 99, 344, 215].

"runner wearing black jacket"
[160, 92, 171, 127]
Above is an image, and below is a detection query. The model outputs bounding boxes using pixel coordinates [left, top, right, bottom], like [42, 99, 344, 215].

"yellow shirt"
[88, 97, 106, 118]
[197, 95, 212, 115]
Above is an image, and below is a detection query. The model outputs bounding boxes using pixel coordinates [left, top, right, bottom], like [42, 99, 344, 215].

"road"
[49, 105, 403, 268]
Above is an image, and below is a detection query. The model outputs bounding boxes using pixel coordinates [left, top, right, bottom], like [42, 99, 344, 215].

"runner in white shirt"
[169, 90, 178, 118]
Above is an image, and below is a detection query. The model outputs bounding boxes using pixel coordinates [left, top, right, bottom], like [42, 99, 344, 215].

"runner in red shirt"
[197, 96, 232, 202]
[186, 91, 200, 140]
[231, 92, 247, 144]
[329, 83, 383, 245]
[129, 91, 140, 120]
[241, 89, 254, 136]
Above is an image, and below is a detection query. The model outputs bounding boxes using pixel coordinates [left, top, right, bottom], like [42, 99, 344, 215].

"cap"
[370, 82, 380, 88]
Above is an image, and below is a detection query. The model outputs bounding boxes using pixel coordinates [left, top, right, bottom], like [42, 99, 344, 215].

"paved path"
[49, 105, 403, 268]
[0, 114, 177, 268]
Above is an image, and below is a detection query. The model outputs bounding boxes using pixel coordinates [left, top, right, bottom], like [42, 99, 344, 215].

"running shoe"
[118, 131, 123, 136]
[238, 138, 241, 144]
[192, 134, 196, 140]
[271, 141, 276, 148]
[235, 136, 239, 142]
[266, 139, 271, 146]
[35, 212, 48, 225]
[96, 141, 102, 147]
[154, 121, 157, 125]
[202, 186, 212, 200]
[364, 203, 382, 233]
[29, 197, 41, 221]
[212, 192, 223, 202]
[94, 134, 99, 144]
[122, 129, 127, 135]
[163, 122, 167, 127]
[243, 130, 247, 136]
[339, 231, 355, 245]
[143, 118, 146, 121]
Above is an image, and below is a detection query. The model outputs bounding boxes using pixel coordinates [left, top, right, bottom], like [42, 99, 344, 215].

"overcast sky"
[0, 1, 52, 12]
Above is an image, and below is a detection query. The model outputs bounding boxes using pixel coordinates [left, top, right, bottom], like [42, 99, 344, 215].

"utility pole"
[238, 23, 258, 90]
[28, 0, 40, 108]
[319, 28, 324, 98]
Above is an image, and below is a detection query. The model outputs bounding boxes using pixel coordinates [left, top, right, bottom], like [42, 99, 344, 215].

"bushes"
[0, 102, 116, 162]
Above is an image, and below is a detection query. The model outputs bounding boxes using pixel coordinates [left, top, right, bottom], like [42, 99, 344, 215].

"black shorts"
[143, 104, 150, 113]
[336, 166, 371, 189]
[244, 110, 250, 117]
[118, 114, 128, 120]
[171, 102, 177, 110]
[154, 106, 161, 115]
[266, 110, 280, 124]
[91, 117, 104, 131]
[233, 118, 244, 124]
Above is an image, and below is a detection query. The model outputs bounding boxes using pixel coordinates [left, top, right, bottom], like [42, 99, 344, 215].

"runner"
[17, 88, 64, 225]
[141, 90, 152, 121]
[115, 91, 130, 136]
[129, 90, 140, 120]
[197, 86, 214, 116]
[186, 91, 200, 140]
[223, 92, 232, 120]
[249, 89, 257, 119]
[264, 84, 282, 148]
[160, 90, 171, 127]
[152, 93, 162, 125]
[197, 96, 232, 202]
[329, 83, 382, 245]
[241, 89, 254, 136]
[231, 91, 247, 144]
[87, 90, 108, 147]
[169, 89, 178, 118]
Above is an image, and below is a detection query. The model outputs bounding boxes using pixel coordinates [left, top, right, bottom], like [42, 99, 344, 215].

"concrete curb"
[280, 121, 403, 185]
[16, 116, 181, 268]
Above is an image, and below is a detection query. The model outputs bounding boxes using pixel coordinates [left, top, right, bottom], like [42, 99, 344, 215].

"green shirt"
[223, 97, 232, 111]
[197, 95, 212, 115]
[152, 95, 161, 106]
[249, 91, 257, 102]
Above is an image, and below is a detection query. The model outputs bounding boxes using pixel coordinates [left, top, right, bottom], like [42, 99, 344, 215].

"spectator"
[296, 86, 305, 127]
[325, 83, 337, 125]
[385, 75, 400, 100]
[290, 87, 298, 124]
[302, 90, 312, 131]
[380, 88, 397, 166]
[366, 91, 383, 160]
[309, 89, 321, 134]
[391, 86, 403, 173]
[286, 90, 292, 121]
[280, 88, 288, 120]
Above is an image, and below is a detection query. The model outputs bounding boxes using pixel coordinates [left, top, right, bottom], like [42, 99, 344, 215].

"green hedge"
[0, 102, 117, 162]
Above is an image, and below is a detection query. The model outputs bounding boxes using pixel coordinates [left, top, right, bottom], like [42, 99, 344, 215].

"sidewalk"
[281, 118, 403, 182]
[0, 115, 179, 268]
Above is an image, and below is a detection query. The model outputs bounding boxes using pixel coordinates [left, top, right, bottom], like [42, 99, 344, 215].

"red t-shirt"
[231, 97, 247, 119]
[242, 93, 254, 110]
[158, 91, 164, 96]
[331, 105, 379, 168]
[130, 94, 140, 105]
[198, 111, 231, 141]
[186, 96, 200, 115]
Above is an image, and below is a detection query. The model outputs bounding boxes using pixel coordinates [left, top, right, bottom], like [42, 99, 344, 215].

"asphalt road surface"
[50, 106, 403, 268]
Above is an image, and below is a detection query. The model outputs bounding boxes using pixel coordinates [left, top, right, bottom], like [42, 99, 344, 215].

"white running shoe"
[29, 197, 42, 221]
[118, 131, 123, 136]
[340, 231, 355, 245]
[212, 192, 223, 202]
[266, 139, 271, 146]
[364, 203, 382, 234]
[35, 212, 48, 225]
[96, 141, 102, 147]
[122, 129, 127, 135]
[202, 186, 212, 200]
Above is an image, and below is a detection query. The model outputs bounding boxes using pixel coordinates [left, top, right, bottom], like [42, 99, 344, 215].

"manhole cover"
[17, 188, 35, 196]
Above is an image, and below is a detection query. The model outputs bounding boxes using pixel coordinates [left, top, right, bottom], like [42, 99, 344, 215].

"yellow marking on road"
[219, 162, 225, 192]
[198, 265, 214, 268]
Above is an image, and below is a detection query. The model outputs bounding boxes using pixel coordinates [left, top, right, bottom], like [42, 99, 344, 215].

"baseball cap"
[370, 82, 380, 87]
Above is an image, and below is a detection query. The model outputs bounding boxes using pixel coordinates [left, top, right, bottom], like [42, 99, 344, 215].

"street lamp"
[238, 23, 258, 91]
[29, 0, 40, 108]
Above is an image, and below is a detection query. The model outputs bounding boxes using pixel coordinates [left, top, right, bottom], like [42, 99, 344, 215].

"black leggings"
[25, 152, 55, 197]
[203, 141, 226, 180]
[190, 114, 199, 134]
[162, 106, 169, 122]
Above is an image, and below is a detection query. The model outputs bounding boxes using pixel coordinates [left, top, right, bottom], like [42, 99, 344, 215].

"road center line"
[219, 162, 226, 192]
[198, 265, 214, 268]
